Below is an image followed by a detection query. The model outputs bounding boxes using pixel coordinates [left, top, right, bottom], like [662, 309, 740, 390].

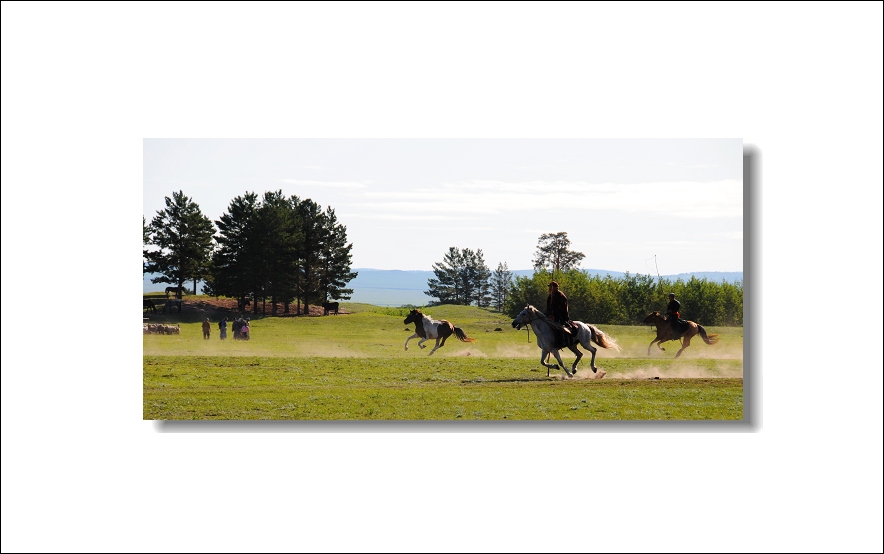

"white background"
[2, 2, 882, 553]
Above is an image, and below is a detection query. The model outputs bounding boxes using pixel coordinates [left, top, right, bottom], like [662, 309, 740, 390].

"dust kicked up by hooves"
[559, 365, 741, 380]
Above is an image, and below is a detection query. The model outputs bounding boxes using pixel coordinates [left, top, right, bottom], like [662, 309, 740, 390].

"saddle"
[669, 318, 688, 337]
[556, 321, 579, 349]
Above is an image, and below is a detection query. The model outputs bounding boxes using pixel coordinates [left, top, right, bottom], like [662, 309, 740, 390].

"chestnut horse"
[404, 309, 475, 355]
[642, 311, 720, 358]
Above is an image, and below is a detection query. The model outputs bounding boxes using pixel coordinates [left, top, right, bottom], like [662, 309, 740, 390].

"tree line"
[144, 190, 356, 315]
[425, 231, 742, 327]
[506, 269, 743, 326]
[144, 196, 742, 326]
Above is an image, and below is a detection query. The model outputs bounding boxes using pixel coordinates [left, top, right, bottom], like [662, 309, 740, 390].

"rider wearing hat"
[546, 281, 572, 346]
[667, 292, 686, 335]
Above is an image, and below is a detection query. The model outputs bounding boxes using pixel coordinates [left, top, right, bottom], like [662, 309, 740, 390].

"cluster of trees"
[424, 247, 517, 313]
[423, 233, 585, 310]
[425, 231, 742, 327]
[145, 198, 743, 326]
[144, 190, 356, 314]
[506, 269, 743, 326]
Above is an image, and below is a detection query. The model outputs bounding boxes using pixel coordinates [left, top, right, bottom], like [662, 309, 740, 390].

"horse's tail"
[697, 325, 720, 345]
[453, 327, 475, 343]
[589, 324, 622, 352]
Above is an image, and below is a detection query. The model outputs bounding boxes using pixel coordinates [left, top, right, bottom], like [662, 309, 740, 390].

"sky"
[144, 138, 743, 274]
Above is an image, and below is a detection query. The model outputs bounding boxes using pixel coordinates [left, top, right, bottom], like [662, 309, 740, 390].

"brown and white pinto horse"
[404, 309, 475, 355]
[643, 311, 720, 358]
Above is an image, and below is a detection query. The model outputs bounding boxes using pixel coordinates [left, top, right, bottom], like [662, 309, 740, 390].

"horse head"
[511, 305, 537, 329]
[643, 311, 662, 325]
[403, 309, 422, 325]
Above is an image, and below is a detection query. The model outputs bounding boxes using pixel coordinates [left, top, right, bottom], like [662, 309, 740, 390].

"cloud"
[665, 162, 719, 169]
[341, 212, 472, 222]
[360, 179, 743, 218]
[280, 179, 367, 189]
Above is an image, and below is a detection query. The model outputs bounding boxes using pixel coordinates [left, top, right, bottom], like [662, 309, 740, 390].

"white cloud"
[280, 179, 367, 189]
[359, 179, 743, 218]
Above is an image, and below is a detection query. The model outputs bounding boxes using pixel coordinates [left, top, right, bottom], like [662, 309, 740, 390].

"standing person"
[218, 317, 227, 340]
[545, 280, 572, 346]
[667, 292, 686, 336]
[242, 318, 251, 340]
[202, 317, 211, 340]
[232, 316, 242, 340]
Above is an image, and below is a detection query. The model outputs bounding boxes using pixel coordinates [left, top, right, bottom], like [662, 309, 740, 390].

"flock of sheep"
[143, 323, 180, 335]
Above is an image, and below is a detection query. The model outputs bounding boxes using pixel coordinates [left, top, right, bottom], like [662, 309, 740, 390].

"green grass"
[144, 300, 744, 420]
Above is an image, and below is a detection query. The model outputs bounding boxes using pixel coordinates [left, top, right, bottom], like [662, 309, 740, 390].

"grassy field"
[143, 301, 743, 420]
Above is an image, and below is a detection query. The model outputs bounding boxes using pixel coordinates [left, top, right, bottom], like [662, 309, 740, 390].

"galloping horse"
[642, 311, 720, 358]
[404, 309, 475, 356]
[511, 305, 621, 378]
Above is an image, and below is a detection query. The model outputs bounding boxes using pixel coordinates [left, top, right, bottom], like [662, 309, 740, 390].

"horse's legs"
[540, 349, 560, 372]
[417, 337, 428, 349]
[577, 340, 599, 372]
[404, 333, 419, 351]
[549, 349, 572, 377]
[674, 335, 693, 358]
[428, 338, 443, 355]
[567, 345, 583, 374]
[647, 339, 660, 355]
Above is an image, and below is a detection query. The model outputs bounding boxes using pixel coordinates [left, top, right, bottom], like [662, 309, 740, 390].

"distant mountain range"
[145, 269, 742, 307]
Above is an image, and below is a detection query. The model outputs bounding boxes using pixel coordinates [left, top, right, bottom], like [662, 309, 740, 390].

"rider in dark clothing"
[546, 281, 572, 347]
[667, 293, 686, 335]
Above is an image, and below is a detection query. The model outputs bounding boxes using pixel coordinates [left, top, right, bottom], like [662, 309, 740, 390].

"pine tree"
[145, 190, 216, 295]
[256, 191, 303, 315]
[297, 199, 325, 314]
[471, 249, 492, 307]
[212, 192, 261, 308]
[426, 247, 464, 304]
[490, 261, 514, 312]
[425, 247, 492, 306]
[318, 206, 358, 303]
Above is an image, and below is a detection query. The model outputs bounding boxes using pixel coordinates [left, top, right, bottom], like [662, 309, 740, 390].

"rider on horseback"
[546, 281, 573, 347]
[667, 293, 688, 336]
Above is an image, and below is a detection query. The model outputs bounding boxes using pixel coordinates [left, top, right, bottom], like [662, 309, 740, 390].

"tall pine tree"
[490, 261, 513, 312]
[211, 192, 261, 307]
[145, 190, 216, 296]
[318, 206, 357, 303]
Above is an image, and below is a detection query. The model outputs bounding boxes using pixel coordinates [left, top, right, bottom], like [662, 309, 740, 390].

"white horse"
[511, 305, 621, 378]
[404, 308, 475, 355]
